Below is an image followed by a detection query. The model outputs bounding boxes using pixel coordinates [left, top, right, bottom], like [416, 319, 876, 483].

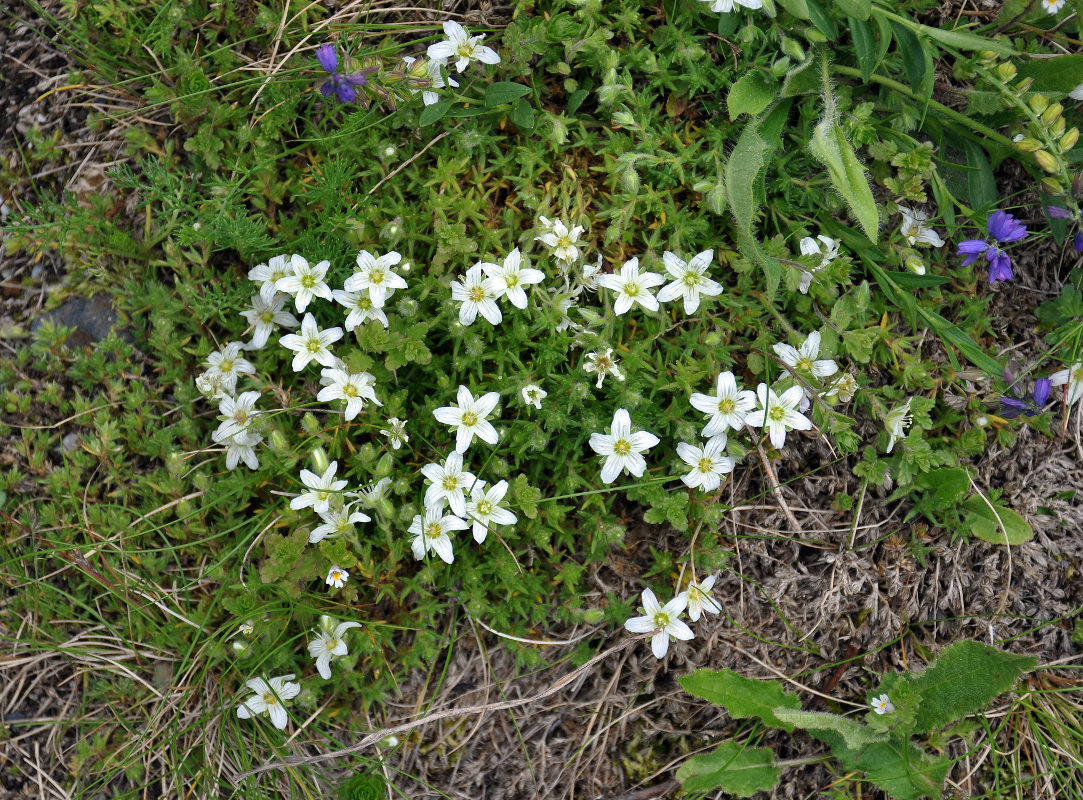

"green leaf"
[510, 98, 535, 130]
[781, 53, 819, 98]
[727, 72, 778, 120]
[964, 496, 1034, 545]
[836, 0, 870, 19]
[914, 467, 970, 509]
[776, 0, 810, 18]
[484, 81, 531, 106]
[810, 119, 879, 241]
[679, 669, 802, 730]
[879, 270, 951, 287]
[915, 23, 1016, 55]
[805, 0, 838, 39]
[849, 16, 879, 81]
[566, 88, 589, 115]
[841, 738, 949, 800]
[914, 305, 1004, 378]
[963, 140, 997, 211]
[772, 709, 887, 750]
[1017, 54, 1083, 94]
[419, 100, 452, 127]
[676, 741, 780, 797]
[724, 119, 783, 297]
[889, 19, 926, 94]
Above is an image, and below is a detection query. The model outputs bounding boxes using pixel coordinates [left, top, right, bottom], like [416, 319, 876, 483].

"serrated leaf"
[725, 120, 783, 297]
[727, 72, 778, 120]
[419, 100, 452, 127]
[679, 669, 801, 730]
[772, 709, 888, 750]
[676, 741, 780, 797]
[841, 738, 949, 800]
[914, 467, 970, 508]
[964, 496, 1034, 545]
[484, 82, 531, 106]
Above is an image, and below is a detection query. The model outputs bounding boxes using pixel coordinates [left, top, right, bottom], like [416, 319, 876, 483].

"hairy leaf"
[679, 669, 802, 730]
[964, 496, 1034, 545]
[677, 740, 780, 797]
[772, 709, 888, 750]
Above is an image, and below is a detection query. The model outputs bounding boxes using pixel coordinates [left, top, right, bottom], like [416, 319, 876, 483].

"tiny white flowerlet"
[248, 255, 292, 304]
[689, 371, 757, 436]
[535, 219, 584, 264]
[1050, 362, 1083, 406]
[380, 417, 409, 449]
[1041, 0, 1066, 13]
[408, 505, 468, 563]
[884, 398, 913, 453]
[420, 451, 477, 517]
[240, 293, 299, 350]
[589, 408, 660, 484]
[291, 461, 348, 515]
[521, 383, 547, 410]
[656, 250, 723, 314]
[213, 390, 262, 443]
[309, 503, 370, 544]
[481, 248, 544, 309]
[464, 479, 517, 543]
[195, 371, 230, 401]
[236, 674, 301, 729]
[596, 257, 665, 315]
[326, 565, 349, 588]
[222, 430, 262, 471]
[333, 288, 389, 331]
[745, 384, 813, 450]
[679, 574, 722, 622]
[705, 0, 764, 12]
[204, 342, 255, 395]
[343, 250, 407, 307]
[275, 254, 334, 312]
[871, 694, 895, 715]
[451, 264, 503, 326]
[677, 435, 735, 492]
[773, 331, 839, 380]
[308, 617, 363, 680]
[433, 385, 500, 454]
[318, 368, 381, 421]
[824, 372, 859, 404]
[898, 207, 945, 248]
[426, 20, 500, 73]
[279, 313, 343, 372]
[582, 348, 625, 389]
[796, 235, 840, 293]
[623, 588, 695, 659]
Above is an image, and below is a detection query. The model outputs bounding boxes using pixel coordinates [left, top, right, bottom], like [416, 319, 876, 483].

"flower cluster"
[624, 573, 721, 659]
[957, 209, 1028, 284]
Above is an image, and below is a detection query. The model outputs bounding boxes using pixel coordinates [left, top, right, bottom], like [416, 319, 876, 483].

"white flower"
[326, 565, 349, 588]
[203, 342, 255, 395]
[248, 255, 292, 303]
[689, 371, 757, 436]
[679, 575, 722, 622]
[213, 390, 261, 442]
[308, 617, 362, 680]
[823, 372, 859, 404]
[426, 20, 500, 73]
[1041, 0, 1066, 13]
[309, 503, 370, 544]
[589, 408, 660, 484]
[421, 451, 477, 516]
[222, 430, 262, 471]
[745, 384, 813, 449]
[380, 417, 409, 449]
[195, 371, 230, 401]
[623, 588, 695, 659]
[451, 264, 503, 326]
[677, 435, 735, 492]
[1050, 362, 1083, 406]
[238, 619, 255, 636]
[290, 461, 348, 515]
[235, 674, 301, 729]
[343, 250, 407, 307]
[706, 0, 763, 11]
[580, 254, 604, 291]
[536, 215, 558, 234]
[773, 331, 838, 380]
[796, 235, 840, 293]
[481, 248, 544, 309]
[402, 55, 460, 105]
[521, 383, 547, 409]
[583, 348, 626, 389]
[884, 398, 913, 453]
[408, 505, 468, 563]
[275, 254, 334, 312]
[240, 293, 299, 350]
[333, 288, 389, 331]
[596, 258, 665, 315]
[318, 368, 381, 421]
[279, 313, 343, 372]
[871, 693, 895, 715]
[904, 253, 926, 275]
[535, 219, 584, 264]
[1071, 82, 1083, 102]
[656, 250, 723, 314]
[898, 207, 945, 247]
[464, 479, 517, 543]
[433, 385, 500, 454]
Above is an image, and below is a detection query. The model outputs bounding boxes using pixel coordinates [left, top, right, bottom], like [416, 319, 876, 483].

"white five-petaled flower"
[318, 368, 381, 421]
[871, 693, 895, 715]
[677, 435, 735, 492]
[464, 479, 517, 543]
[326, 565, 349, 588]
[275, 254, 334, 312]
[884, 397, 913, 453]
[773, 331, 839, 381]
[248, 254, 292, 303]
[521, 383, 547, 409]
[426, 20, 500, 73]
[291, 461, 348, 515]
[279, 313, 343, 372]
[403, 55, 459, 105]
[240, 293, 299, 350]
[481, 248, 544, 309]
[203, 342, 255, 395]
[656, 250, 723, 314]
[421, 451, 477, 516]
[222, 430, 262, 471]
[1050, 362, 1083, 406]
[1041, 0, 1066, 13]
[408, 505, 468, 564]
[690, 371, 757, 436]
[589, 408, 660, 484]
[433, 385, 500, 454]
[213, 390, 261, 442]
[596, 258, 665, 315]
[308, 617, 363, 680]
[535, 219, 584, 264]
[898, 207, 945, 248]
[745, 384, 813, 450]
[343, 250, 407, 307]
[309, 503, 371, 544]
[380, 417, 409, 449]
[623, 588, 695, 659]
[195, 370, 230, 401]
[333, 288, 390, 330]
[451, 264, 503, 326]
[796, 235, 840, 293]
[824, 372, 859, 404]
[236, 675, 301, 729]
[705, 0, 763, 11]
[679, 575, 722, 622]
[583, 347, 626, 388]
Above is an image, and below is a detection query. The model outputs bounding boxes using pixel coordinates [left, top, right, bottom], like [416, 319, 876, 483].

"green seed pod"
[1035, 149, 1059, 172]
[1060, 127, 1080, 153]
[995, 62, 1017, 81]
[301, 412, 321, 436]
[781, 37, 806, 61]
[1041, 103, 1064, 125]
[269, 429, 290, 454]
[1029, 94, 1048, 114]
[1015, 137, 1043, 152]
[375, 452, 393, 478]
[357, 442, 377, 464]
[310, 446, 330, 474]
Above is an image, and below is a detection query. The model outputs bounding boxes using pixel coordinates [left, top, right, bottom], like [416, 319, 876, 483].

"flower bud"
[1060, 127, 1080, 153]
[770, 57, 791, 79]
[310, 446, 330, 474]
[580, 609, 606, 624]
[1015, 137, 1043, 152]
[1040, 177, 1064, 195]
[1035, 149, 1059, 172]
[357, 442, 377, 464]
[1073, 172, 1083, 197]
[166, 452, 184, 479]
[232, 640, 250, 655]
[781, 37, 806, 61]
[1042, 103, 1063, 125]
[1029, 94, 1049, 114]
[978, 50, 999, 63]
[269, 428, 290, 454]
[1014, 76, 1033, 93]
[375, 452, 394, 478]
[995, 62, 1016, 81]
[301, 412, 321, 436]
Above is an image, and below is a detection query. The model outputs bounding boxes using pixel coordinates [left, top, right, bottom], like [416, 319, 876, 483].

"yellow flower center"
[478, 500, 493, 516]
[331, 571, 341, 580]
[260, 311, 274, 323]
[683, 272, 698, 286]
[426, 522, 443, 538]
[443, 477, 458, 491]
[470, 286, 485, 301]
[768, 406, 787, 422]
[506, 274, 519, 287]
[613, 439, 631, 455]
[698, 457, 713, 473]
[263, 692, 279, 706]
[797, 357, 813, 371]
[344, 384, 357, 397]
[219, 360, 233, 373]
[301, 274, 316, 288]
[370, 270, 384, 284]
[652, 611, 670, 629]
[718, 398, 734, 414]
[624, 281, 641, 297]
[461, 412, 477, 426]
[307, 340, 322, 353]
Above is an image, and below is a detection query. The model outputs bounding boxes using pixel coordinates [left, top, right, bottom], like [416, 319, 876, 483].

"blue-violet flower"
[999, 367, 1051, 419]
[956, 210, 1028, 284]
[316, 44, 370, 103]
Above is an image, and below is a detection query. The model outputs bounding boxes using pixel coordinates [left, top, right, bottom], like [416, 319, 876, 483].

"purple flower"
[998, 369, 1051, 418]
[316, 43, 370, 103]
[955, 209, 1029, 284]
[986, 210, 1027, 243]
[1074, 232, 1083, 253]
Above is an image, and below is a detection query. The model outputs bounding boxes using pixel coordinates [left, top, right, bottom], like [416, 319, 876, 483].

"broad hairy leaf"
[964, 496, 1034, 545]
[727, 72, 778, 120]
[679, 669, 801, 730]
[772, 709, 887, 750]
[832, 735, 950, 800]
[676, 740, 780, 797]
[724, 117, 783, 298]
[1017, 54, 1083, 94]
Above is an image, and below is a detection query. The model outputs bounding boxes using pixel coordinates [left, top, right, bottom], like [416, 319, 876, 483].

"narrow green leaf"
[835, 0, 870, 19]
[677, 741, 780, 797]
[914, 305, 1004, 378]
[916, 23, 1016, 55]
[679, 669, 801, 731]
[484, 81, 531, 107]
[772, 709, 888, 750]
[963, 140, 997, 211]
[566, 88, 588, 115]
[849, 16, 878, 81]
[805, 0, 838, 39]
[879, 270, 951, 288]
[964, 496, 1034, 545]
[873, 10, 893, 76]
[418, 100, 452, 127]
[889, 19, 926, 94]
[727, 72, 778, 120]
